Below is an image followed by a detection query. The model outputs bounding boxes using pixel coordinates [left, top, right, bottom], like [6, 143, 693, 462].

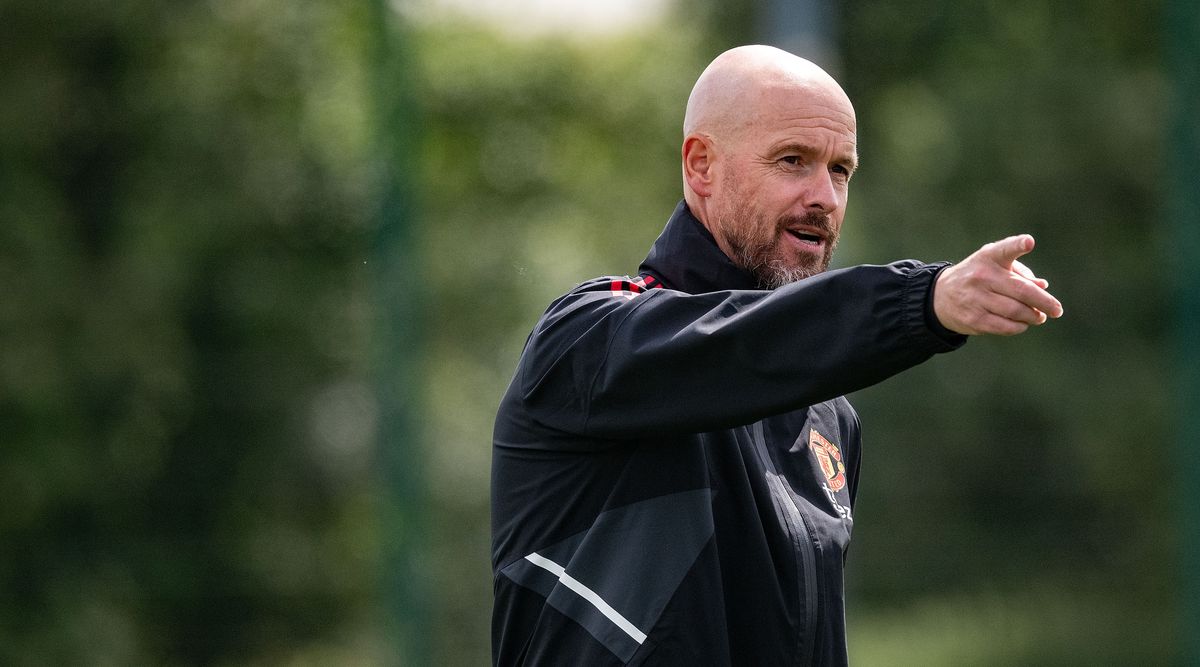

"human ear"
[682, 134, 715, 197]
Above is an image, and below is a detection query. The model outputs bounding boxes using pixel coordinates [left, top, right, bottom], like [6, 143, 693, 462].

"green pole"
[1167, 0, 1200, 663]
[369, 4, 429, 664]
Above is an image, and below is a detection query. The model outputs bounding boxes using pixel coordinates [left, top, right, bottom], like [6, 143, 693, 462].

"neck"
[682, 191, 733, 261]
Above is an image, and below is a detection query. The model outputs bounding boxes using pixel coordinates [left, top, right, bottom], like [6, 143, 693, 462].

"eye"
[831, 164, 852, 181]
[777, 154, 806, 169]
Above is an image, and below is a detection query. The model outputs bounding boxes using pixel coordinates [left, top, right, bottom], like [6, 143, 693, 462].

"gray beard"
[745, 255, 821, 290]
[725, 217, 836, 289]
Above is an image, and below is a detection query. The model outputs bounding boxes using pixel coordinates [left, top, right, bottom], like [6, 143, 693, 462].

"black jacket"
[492, 202, 965, 665]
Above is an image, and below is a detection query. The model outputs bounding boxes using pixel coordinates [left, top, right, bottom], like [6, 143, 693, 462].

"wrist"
[926, 263, 968, 344]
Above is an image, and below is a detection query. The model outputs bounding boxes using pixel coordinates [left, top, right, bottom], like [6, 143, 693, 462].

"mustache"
[778, 211, 833, 234]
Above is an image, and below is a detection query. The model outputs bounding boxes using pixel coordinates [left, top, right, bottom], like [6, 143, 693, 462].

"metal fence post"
[1167, 0, 1200, 663]
[369, 4, 429, 664]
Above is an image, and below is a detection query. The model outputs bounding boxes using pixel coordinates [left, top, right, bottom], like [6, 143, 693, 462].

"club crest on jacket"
[809, 428, 846, 492]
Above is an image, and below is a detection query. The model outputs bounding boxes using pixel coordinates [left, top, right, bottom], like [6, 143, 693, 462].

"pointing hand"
[933, 235, 1064, 336]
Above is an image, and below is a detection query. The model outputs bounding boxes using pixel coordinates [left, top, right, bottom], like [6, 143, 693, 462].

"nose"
[803, 170, 841, 214]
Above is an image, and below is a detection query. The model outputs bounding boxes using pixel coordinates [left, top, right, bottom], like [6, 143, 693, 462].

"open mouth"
[787, 229, 824, 245]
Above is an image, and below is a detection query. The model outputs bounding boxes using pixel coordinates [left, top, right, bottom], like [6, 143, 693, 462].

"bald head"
[683, 45, 854, 142]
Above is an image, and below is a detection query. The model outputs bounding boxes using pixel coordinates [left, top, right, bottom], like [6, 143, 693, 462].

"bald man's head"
[683, 45, 854, 144]
[680, 45, 859, 288]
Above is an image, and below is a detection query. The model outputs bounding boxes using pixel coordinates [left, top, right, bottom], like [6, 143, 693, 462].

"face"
[709, 83, 857, 289]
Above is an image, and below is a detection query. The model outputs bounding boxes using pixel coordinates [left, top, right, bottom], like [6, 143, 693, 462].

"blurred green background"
[3, 0, 1196, 664]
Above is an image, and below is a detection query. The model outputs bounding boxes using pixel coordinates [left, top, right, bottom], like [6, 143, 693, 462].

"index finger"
[984, 234, 1036, 265]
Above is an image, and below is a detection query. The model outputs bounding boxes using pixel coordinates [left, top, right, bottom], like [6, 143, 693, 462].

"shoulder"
[535, 274, 666, 330]
[564, 274, 664, 301]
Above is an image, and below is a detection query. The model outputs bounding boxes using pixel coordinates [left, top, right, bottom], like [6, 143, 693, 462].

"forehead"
[741, 81, 857, 152]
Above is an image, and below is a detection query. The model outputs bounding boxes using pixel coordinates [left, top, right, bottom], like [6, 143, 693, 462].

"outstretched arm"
[934, 234, 1064, 336]
[515, 262, 960, 440]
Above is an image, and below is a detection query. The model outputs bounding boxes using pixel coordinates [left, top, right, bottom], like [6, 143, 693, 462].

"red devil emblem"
[808, 429, 846, 492]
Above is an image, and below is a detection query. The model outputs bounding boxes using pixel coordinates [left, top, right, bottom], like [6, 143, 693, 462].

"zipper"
[751, 420, 819, 666]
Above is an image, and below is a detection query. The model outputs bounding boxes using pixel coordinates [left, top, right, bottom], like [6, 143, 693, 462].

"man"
[491, 45, 1062, 665]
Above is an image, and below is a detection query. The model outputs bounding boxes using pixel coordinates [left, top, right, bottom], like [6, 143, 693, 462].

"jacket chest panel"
[750, 406, 856, 548]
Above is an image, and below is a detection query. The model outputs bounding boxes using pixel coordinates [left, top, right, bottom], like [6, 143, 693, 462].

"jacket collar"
[638, 200, 759, 293]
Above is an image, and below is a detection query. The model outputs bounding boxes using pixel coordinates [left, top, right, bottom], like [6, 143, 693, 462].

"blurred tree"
[1, 0, 384, 662]
[838, 1, 1174, 663]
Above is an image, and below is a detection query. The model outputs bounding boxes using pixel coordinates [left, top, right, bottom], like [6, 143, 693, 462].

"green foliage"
[1, 0, 381, 663]
[839, 1, 1175, 660]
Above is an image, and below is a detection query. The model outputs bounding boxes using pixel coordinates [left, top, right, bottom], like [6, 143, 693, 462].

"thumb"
[984, 234, 1035, 266]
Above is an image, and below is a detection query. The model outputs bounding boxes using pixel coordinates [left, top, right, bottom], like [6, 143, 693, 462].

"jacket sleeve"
[515, 261, 964, 440]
